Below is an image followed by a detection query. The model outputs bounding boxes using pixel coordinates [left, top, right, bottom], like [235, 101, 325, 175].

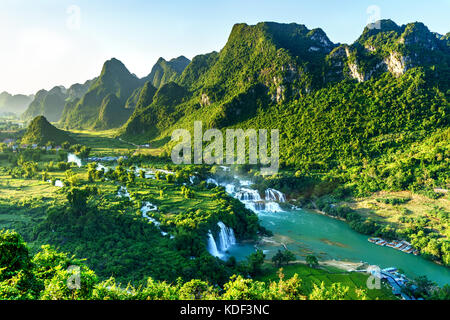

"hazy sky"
[0, 0, 449, 95]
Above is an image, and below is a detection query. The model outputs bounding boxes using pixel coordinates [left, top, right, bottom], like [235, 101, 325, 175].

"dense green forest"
[0, 229, 384, 300]
[1, 18, 449, 301]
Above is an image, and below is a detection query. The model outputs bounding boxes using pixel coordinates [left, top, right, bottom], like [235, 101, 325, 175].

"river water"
[66, 153, 450, 286]
[228, 207, 450, 286]
[213, 177, 450, 287]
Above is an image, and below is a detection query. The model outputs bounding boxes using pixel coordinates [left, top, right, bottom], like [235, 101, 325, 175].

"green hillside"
[117, 21, 448, 178]
[59, 58, 142, 129]
[21, 87, 67, 122]
[144, 56, 191, 89]
[21, 115, 75, 146]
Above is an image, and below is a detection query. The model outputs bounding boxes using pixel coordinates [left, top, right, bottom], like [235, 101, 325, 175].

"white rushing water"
[54, 180, 64, 187]
[140, 201, 173, 238]
[235, 188, 262, 201]
[220, 183, 235, 194]
[206, 178, 219, 186]
[207, 231, 221, 258]
[206, 221, 237, 259]
[67, 153, 82, 167]
[217, 221, 236, 252]
[47, 179, 64, 187]
[265, 188, 286, 202]
[141, 202, 160, 225]
[207, 176, 287, 216]
[117, 186, 130, 199]
[96, 163, 110, 173]
[264, 202, 284, 212]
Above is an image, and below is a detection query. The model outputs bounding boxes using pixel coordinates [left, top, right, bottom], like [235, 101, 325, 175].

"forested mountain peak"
[144, 55, 191, 89]
[120, 19, 449, 174]
[21, 115, 75, 145]
[22, 86, 68, 122]
[59, 58, 142, 129]
[92, 58, 141, 96]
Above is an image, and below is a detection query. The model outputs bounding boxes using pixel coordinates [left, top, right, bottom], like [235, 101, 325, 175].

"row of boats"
[368, 237, 420, 255]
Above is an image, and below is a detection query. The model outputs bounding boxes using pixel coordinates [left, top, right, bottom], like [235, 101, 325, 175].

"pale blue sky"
[0, 0, 449, 94]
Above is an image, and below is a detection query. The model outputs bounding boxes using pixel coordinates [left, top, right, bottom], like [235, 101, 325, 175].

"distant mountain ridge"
[23, 19, 448, 170]
[114, 19, 448, 172]
[22, 79, 95, 122]
[58, 56, 191, 130]
[0, 92, 33, 115]
[143, 56, 191, 89]
[59, 58, 142, 129]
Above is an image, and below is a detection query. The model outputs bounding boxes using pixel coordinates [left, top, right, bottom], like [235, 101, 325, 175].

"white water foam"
[265, 188, 286, 202]
[67, 153, 82, 167]
[117, 186, 130, 199]
[207, 231, 221, 258]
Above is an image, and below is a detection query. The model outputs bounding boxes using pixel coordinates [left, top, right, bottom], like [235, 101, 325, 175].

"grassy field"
[68, 129, 135, 156]
[0, 167, 66, 248]
[256, 263, 398, 300]
[67, 129, 167, 157]
[0, 124, 408, 297]
[343, 191, 450, 239]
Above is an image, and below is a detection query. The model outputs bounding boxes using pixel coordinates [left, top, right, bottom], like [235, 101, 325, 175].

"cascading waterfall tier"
[217, 221, 236, 252]
[265, 188, 286, 202]
[208, 175, 287, 214]
[206, 221, 237, 259]
[235, 188, 262, 201]
[207, 231, 221, 258]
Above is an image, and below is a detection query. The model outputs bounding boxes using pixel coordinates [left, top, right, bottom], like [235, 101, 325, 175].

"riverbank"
[309, 200, 346, 222]
[255, 262, 397, 300]
[294, 195, 449, 270]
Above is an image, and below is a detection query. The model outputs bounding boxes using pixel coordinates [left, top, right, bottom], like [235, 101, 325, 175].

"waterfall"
[207, 231, 221, 258]
[244, 201, 265, 213]
[206, 222, 236, 258]
[96, 163, 110, 173]
[67, 153, 82, 167]
[206, 178, 219, 186]
[220, 183, 235, 195]
[265, 188, 286, 202]
[265, 202, 284, 212]
[117, 186, 130, 199]
[236, 176, 252, 186]
[217, 221, 236, 252]
[235, 188, 261, 201]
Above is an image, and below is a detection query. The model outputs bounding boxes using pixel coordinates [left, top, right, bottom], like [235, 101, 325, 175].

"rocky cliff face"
[385, 52, 408, 77]
[322, 20, 449, 83]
